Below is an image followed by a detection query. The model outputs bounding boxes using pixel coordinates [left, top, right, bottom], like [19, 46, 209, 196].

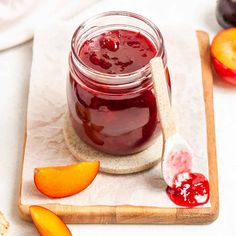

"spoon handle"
[150, 57, 177, 141]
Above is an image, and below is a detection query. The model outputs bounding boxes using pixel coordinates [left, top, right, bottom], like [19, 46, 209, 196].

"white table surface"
[0, 0, 236, 235]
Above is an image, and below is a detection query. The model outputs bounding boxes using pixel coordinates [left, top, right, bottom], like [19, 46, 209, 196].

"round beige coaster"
[63, 113, 163, 175]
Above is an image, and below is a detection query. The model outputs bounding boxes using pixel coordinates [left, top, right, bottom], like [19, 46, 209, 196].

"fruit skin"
[34, 161, 100, 198]
[30, 205, 72, 236]
[216, 0, 236, 28]
[212, 56, 236, 84]
[211, 28, 236, 84]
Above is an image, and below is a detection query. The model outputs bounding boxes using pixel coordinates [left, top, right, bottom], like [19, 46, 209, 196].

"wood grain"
[150, 57, 177, 140]
[18, 31, 219, 224]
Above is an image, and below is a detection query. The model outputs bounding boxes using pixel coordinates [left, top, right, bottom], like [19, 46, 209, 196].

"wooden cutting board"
[18, 31, 219, 224]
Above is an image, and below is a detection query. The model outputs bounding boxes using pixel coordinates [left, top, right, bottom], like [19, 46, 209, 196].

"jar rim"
[71, 11, 166, 84]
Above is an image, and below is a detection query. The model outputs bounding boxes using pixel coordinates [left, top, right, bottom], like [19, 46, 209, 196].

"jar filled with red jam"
[67, 11, 170, 155]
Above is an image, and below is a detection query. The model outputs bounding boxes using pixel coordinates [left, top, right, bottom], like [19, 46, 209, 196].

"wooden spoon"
[150, 57, 193, 187]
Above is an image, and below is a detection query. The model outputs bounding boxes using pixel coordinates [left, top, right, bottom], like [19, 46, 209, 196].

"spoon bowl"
[162, 133, 193, 187]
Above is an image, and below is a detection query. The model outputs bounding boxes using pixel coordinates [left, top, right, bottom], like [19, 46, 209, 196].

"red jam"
[79, 30, 157, 74]
[68, 28, 170, 155]
[166, 172, 210, 207]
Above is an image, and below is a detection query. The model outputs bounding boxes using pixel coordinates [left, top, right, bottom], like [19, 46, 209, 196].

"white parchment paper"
[21, 20, 209, 208]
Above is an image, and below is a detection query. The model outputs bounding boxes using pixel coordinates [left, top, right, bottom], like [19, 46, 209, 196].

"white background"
[0, 0, 236, 235]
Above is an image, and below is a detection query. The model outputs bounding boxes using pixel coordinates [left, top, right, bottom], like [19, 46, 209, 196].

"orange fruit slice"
[34, 162, 100, 198]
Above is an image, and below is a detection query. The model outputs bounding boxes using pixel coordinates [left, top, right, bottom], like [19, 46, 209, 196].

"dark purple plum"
[216, 0, 236, 28]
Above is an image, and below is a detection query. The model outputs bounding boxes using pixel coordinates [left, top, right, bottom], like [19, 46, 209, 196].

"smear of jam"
[166, 172, 210, 207]
[79, 29, 157, 74]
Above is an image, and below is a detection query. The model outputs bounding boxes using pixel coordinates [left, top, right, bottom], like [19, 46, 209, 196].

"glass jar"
[67, 11, 170, 155]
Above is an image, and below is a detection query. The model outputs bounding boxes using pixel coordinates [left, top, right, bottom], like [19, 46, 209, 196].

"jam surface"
[166, 172, 210, 207]
[79, 29, 157, 74]
[68, 29, 168, 155]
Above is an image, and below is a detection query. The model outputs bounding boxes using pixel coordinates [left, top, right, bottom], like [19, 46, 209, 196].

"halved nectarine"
[30, 206, 72, 236]
[211, 28, 236, 84]
[34, 162, 100, 198]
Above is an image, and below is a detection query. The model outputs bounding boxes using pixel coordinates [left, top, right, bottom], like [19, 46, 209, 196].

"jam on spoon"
[150, 58, 209, 207]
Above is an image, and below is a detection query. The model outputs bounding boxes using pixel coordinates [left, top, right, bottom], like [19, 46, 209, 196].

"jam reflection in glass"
[67, 12, 170, 155]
